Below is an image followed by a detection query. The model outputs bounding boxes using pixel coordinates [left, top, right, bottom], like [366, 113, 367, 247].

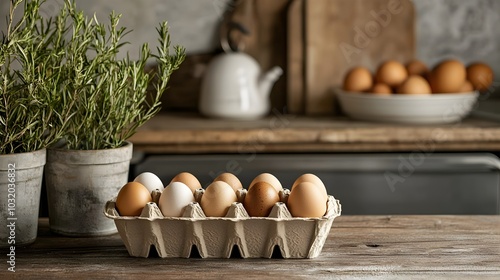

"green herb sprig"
[58, 0, 185, 150]
[1, 0, 185, 153]
[0, 0, 73, 154]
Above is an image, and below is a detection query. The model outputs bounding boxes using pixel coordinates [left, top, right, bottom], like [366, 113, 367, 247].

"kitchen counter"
[4, 216, 500, 279]
[129, 113, 500, 153]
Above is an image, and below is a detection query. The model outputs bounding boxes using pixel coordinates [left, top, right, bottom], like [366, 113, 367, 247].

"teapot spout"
[258, 66, 283, 98]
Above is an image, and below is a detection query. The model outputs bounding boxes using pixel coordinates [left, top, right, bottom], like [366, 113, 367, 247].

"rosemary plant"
[1, 0, 184, 153]
[0, 0, 72, 154]
[58, 0, 185, 150]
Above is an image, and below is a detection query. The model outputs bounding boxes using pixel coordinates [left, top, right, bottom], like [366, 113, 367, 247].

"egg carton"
[104, 188, 341, 258]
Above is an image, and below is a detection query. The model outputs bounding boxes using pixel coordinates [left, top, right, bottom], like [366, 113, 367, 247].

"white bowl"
[335, 89, 479, 124]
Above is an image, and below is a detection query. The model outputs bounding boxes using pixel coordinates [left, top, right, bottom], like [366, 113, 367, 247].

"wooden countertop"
[128, 113, 500, 153]
[5, 216, 500, 279]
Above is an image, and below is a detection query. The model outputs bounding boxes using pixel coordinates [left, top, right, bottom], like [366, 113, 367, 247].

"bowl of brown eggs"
[336, 59, 493, 124]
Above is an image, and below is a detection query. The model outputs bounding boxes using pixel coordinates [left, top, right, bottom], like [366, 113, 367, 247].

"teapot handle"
[220, 21, 250, 53]
[220, 0, 255, 53]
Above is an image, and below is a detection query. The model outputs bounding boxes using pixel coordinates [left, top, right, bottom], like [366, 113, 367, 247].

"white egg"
[159, 182, 195, 217]
[133, 172, 164, 193]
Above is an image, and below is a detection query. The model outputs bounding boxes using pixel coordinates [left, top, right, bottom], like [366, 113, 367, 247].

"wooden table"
[4, 216, 499, 279]
[129, 113, 500, 153]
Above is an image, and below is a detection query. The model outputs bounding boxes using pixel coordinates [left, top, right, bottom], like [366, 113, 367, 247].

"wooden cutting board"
[287, 0, 305, 114]
[228, 0, 290, 111]
[288, 0, 415, 115]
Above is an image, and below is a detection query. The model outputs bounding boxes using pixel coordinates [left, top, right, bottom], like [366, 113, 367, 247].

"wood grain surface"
[304, 0, 415, 114]
[4, 216, 500, 279]
[127, 113, 500, 153]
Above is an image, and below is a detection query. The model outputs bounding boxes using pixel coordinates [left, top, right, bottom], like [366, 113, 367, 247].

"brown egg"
[397, 75, 432, 94]
[459, 80, 474, 93]
[375, 60, 408, 87]
[249, 173, 282, 192]
[171, 172, 202, 193]
[200, 181, 238, 217]
[343, 67, 373, 92]
[115, 182, 152, 216]
[243, 182, 280, 217]
[214, 172, 242, 192]
[430, 60, 466, 93]
[287, 182, 327, 218]
[291, 174, 328, 201]
[466, 63, 493, 91]
[370, 83, 392, 95]
[406, 60, 429, 76]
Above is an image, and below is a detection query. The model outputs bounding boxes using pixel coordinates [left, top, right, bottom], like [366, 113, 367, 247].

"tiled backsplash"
[1, 0, 498, 86]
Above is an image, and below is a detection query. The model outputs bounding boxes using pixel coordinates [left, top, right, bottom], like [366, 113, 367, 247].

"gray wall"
[0, 0, 229, 57]
[1, 0, 499, 84]
[416, 0, 500, 75]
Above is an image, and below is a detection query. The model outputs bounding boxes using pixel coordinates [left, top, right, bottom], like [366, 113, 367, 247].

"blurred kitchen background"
[3, 0, 499, 72]
[2, 0, 499, 110]
[2, 0, 500, 214]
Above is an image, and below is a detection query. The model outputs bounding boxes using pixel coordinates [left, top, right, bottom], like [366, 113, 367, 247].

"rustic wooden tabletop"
[2, 216, 499, 279]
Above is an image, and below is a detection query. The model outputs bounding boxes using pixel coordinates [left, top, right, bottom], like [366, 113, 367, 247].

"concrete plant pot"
[45, 142, 133, 236]
[0, 149, 46, 247]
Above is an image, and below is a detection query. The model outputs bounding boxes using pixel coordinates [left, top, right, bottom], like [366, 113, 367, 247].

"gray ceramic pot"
[45, 142, 132, 236]
[0, 149, 46, 247]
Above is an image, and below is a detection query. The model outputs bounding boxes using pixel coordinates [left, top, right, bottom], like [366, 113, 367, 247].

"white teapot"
[199, 52, 282, 119]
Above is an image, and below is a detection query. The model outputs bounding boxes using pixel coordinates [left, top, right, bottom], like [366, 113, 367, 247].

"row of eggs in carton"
[114, 172, 332, 219]
[106, 172, 341, 258]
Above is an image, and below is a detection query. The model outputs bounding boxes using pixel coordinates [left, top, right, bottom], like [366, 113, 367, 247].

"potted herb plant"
[43, 0, 185, 236]
[1, 0, 74, 246]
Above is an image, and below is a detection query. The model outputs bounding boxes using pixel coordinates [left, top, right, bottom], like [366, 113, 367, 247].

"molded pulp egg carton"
[104, 189, 342, 258]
